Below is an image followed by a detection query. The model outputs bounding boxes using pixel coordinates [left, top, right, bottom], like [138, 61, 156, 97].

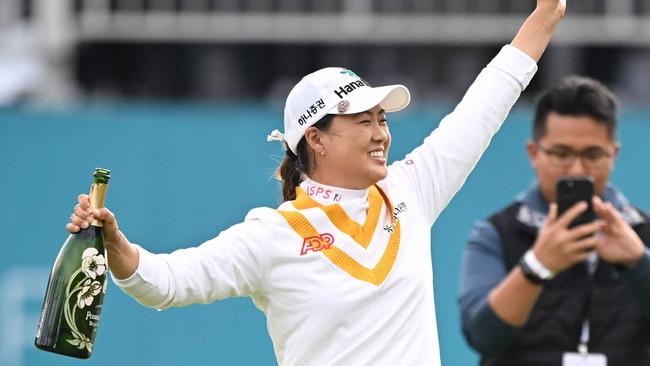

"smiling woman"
[64, 1, 567, 365]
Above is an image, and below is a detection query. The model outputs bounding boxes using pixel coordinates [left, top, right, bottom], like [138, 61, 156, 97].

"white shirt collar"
[299, 177, 369, 205]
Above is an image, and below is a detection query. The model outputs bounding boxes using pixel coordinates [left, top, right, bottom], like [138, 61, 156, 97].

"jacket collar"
[515, 182, 644, 230]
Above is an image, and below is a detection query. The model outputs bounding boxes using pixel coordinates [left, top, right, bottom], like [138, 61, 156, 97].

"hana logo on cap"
[275, 67, 411, 155]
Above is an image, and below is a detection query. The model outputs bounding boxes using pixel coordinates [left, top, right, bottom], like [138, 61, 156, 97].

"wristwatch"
[519, 250, 556, 285]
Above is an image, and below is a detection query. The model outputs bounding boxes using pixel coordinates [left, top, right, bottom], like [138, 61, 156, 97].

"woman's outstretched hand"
[511, 0, 566, 62]
[538, 0, 566, 14]
[66, 193, 139, 279]
[67, 194, 122, 249]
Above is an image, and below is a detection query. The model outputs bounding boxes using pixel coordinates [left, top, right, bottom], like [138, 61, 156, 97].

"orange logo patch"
[300, 233, 334, 256]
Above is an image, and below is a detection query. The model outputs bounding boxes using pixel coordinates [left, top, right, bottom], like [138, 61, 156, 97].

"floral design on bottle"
[63, 248, 106, 352]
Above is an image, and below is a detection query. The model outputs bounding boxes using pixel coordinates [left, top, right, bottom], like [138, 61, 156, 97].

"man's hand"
[533, 201, 604, 273]
[593, 196, 645, 268]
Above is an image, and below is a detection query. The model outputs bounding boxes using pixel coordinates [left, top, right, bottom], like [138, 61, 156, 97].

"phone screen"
[556, 176, 595, 228]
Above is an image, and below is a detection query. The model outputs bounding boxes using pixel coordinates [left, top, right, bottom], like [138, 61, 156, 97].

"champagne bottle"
[35, 168, 111, 359]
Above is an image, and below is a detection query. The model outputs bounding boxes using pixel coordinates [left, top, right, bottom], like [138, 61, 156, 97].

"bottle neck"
[89, 183, 107, 227]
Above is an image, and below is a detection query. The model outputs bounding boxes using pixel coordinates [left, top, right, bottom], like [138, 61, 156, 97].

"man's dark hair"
[533, 75, 619, 142]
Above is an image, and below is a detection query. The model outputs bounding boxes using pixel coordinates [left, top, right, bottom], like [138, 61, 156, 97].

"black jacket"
[480, 201, 650, 366]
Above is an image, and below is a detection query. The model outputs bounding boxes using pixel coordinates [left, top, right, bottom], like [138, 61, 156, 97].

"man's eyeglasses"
[537, 144, 614, 169]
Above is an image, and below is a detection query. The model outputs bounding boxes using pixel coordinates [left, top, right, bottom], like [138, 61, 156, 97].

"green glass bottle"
[35, 168, 111, 359]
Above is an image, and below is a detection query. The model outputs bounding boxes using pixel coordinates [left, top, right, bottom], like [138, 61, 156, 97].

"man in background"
[459, 76, 650, 365]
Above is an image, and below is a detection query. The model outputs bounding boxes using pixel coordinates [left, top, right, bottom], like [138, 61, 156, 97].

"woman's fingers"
[69, 212, 89, 228]
[67, 194, 94, 233]
[66, 222, 80, 233]
[74, 204, 93, 222]
[77, 194, 92, 210]
[68, 194, 121, 243]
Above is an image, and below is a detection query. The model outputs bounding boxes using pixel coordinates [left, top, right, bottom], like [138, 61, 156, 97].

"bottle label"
[62, 247, 107, 353]
[85, 310, 101, 327]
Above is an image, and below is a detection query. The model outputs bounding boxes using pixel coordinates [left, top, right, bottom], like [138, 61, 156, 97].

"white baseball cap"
[277, 67, 411, 154]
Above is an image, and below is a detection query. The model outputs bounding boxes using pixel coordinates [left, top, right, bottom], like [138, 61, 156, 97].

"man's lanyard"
[578, 251, 599, 355]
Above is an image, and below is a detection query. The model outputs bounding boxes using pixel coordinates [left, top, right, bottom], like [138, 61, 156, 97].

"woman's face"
[311, 104, 391, 189]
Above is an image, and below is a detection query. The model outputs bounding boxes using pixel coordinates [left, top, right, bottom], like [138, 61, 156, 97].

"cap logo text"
[334, 79, 368, 99]
[298, 98, 326, 126]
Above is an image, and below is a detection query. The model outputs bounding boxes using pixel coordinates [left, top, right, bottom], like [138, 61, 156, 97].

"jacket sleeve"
[387, 45, 537, 226]
[459, 220, 520, 355]
[111, 210, 270, 310]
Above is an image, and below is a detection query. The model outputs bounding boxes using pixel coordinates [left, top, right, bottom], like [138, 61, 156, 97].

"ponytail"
[277, 114, 334, 202]
[278, 144, 305, 201]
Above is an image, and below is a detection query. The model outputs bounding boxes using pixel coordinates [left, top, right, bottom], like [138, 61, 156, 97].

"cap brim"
[327, 84, 410, 115]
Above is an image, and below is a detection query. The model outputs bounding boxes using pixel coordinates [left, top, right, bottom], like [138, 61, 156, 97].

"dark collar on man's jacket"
[513, 183, 645, 231]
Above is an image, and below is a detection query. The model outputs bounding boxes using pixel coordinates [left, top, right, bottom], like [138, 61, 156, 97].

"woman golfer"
[68, 1, 567, 364]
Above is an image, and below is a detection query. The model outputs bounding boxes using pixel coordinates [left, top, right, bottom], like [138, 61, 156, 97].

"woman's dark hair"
[278, 115, 334, 201]
[533, 75, 619, 142]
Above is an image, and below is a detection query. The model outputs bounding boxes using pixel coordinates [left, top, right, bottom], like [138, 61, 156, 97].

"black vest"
[480, 202, 650, 366]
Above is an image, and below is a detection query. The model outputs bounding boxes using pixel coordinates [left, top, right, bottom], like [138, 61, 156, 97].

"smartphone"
[556, 176, 595, 228]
